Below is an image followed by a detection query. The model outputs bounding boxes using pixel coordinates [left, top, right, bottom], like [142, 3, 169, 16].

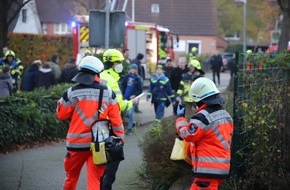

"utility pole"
[105, 0, 111, 49]
[243, 0, 247, 53]
[132, 0, 135, 22]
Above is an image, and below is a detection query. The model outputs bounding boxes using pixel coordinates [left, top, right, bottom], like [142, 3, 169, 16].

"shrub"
[140, 117, 191, 190]
[0, 84, 73, 153]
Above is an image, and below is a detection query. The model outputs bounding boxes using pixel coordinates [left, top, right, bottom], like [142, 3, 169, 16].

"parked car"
[220, 53, 234, 72]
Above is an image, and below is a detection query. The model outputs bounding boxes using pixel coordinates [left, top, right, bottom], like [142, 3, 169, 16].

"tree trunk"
[0, 0, 9, 51]
[278, 0, 290, 53]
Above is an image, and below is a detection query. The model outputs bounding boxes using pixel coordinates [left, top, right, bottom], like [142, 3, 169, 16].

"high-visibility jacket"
[0, 59, 22, 88]
[177, 72, 200, 102]
[56, 78, 124, 151]
[100, 68, 133, 112]
[176, 104, 234, 179]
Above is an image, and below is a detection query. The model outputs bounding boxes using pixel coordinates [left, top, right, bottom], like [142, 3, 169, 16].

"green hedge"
[7, 33, 74, 69]
[230, 53, 290, 189]
[0, 84, 73, 152]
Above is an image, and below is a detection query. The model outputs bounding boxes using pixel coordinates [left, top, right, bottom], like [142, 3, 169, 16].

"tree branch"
[7, 0, 32, 25]
[277, 0, 288, 11]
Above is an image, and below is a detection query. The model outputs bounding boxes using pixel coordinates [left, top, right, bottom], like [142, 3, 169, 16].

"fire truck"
[125, 21, 174, 77]
[72, 15, 174, 78]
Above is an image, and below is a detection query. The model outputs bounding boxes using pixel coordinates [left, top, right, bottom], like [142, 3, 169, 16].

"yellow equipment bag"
[170, 137, 191, 166]
[91, 142, 107, 165]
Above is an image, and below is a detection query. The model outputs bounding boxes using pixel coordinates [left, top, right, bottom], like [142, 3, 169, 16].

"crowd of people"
[1, 46, 233, 189]
[0, 47, 79, 97]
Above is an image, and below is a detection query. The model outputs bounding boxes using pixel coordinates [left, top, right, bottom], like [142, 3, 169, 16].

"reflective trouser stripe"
[195, 167, 230, 175]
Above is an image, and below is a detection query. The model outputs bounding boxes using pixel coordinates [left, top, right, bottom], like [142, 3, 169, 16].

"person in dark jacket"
[131, 53, 144, 80]
[20, 60, 42, 91]
[59, 58, 78, 83]
[210, 54, 223, 85]
[131, 53, 144, 113]
[0, 65, 13, 97]
[163, 58, 174, 78]
[169, 56, 189, 115]
[227, 57, 237, 78]
[120, 63, 143, 135]
[36, 62, 57, 89]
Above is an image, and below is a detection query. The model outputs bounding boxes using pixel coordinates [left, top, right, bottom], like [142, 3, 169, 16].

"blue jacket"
[147, 73, 174, 103]
[20, 64, 39, 91]
[121, 73, 143, 100]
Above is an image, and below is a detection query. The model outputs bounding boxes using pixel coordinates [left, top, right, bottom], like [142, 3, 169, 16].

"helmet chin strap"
[196, 101, 204, 108]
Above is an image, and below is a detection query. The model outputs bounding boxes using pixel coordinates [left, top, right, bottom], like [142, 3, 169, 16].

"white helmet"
[78, 56, 104, 74]
[72, 56, 104, 85]
[189, 77, 221, 103]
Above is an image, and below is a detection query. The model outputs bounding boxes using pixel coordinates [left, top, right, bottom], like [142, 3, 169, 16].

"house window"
[224, 31, 240, 41]
[54, 23, 71, 35]
[187, 41, 201, 54]
[42, 24, 48, 34]
[22, 9, 27, 23]
[151, 4, 160, 13]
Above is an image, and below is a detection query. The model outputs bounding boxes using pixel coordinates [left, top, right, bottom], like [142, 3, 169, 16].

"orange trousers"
[63, 150, 105, 190]
[190, 177, 223, 190]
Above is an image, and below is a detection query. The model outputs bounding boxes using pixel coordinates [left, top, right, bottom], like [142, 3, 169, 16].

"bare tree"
[277, 0, 290, 52]
[0, 0, 32, 52]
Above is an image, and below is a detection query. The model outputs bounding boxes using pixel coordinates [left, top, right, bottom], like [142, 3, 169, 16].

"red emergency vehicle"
[72, 15, 174, 76]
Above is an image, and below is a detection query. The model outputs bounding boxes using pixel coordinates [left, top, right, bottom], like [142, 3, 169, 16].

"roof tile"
[125, 0, 217, 36]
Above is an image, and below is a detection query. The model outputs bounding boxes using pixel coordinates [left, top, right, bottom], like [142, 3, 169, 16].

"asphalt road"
[0, 71, 231, 190]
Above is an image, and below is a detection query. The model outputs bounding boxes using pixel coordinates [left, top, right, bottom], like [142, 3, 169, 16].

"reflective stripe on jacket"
[177, 72, 201, 102]
[176, 104, 234, 178]
[100, 68, 133, 112]
[56, 81, 124, 151]
[1, 60, 21, 87]
[147, 73, 174, 103]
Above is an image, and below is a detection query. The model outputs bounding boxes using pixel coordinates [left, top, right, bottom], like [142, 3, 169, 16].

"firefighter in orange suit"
[175, 77, 234, 190]
[56, 56, 124, 190]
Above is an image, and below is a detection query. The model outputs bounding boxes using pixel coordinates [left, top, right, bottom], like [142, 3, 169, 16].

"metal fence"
[231, 52, 290, 188]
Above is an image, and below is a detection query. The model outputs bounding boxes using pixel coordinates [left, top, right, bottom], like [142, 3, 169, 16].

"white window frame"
[151, 4, 160, 13]
[54, 23, 71, 35]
